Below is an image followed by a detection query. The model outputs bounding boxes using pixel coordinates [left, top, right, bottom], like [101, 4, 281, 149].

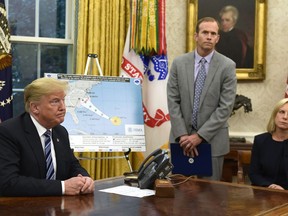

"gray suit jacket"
[167, 51, 237, 156]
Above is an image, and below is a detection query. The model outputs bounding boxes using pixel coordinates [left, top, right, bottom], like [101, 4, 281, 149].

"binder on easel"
[84, 53, 103, 76]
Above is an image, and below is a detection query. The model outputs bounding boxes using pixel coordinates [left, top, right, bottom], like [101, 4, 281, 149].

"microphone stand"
[124, 148, 133, 172]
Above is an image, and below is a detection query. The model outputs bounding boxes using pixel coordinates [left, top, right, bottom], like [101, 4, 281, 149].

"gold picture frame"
[186, 0, 267, 80]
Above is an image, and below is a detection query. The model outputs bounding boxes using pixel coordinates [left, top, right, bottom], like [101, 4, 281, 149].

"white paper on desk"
[99, 185, 155, 198]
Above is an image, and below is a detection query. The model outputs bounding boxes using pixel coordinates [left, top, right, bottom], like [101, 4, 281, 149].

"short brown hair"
[196, 17, 220, 33]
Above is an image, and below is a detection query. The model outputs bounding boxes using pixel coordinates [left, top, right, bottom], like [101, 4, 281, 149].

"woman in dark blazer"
[249, 98, 288, 190]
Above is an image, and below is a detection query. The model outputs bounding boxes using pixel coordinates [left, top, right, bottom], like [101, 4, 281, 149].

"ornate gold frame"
[186, 0, 267, 80]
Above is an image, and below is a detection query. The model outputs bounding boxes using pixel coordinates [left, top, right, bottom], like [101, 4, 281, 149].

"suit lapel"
[52, 129, 62, 177]
[185, 52, 196, 109]
[199, 52, 220, 105]
[23, 113, 46, 178]
[183, 51, 220, 116]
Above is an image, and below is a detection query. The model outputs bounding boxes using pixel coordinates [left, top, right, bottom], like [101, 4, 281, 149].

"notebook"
[170, 143, 212, 176]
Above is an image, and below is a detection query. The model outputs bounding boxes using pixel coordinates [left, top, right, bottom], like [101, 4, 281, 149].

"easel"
[78, 54, 133, 172]
[84, 53, 103, 76]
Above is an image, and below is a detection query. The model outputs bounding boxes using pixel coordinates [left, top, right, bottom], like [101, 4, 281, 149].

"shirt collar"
[195, 50, 214, 64]
[30, 114, 51, 137]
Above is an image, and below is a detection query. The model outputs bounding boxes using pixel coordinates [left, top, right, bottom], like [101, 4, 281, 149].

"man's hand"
[268, 184, 284, 190]
[64, 176, 86, 195]
[179, 134, 203, 157]
[77, 174, 95, 194]
[64, 175, 94, 195]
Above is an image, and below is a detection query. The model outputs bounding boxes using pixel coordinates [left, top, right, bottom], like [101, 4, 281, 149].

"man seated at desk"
[0, 77, 94, 196]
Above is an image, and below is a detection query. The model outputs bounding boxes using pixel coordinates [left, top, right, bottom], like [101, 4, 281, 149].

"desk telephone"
[124, 148, 173, 189]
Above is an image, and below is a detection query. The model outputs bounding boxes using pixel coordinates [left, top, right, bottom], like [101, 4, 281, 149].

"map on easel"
[45, 73, 146, 152]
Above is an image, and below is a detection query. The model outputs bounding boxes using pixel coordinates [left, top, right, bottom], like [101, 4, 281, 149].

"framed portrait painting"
[186, 0, 267, 80]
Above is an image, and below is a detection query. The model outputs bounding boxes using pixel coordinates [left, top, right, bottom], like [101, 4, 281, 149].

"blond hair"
[24, 77, 69, 112]
[266, 98, 288, 133]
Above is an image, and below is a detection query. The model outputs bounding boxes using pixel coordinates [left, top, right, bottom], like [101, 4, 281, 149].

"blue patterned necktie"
[192, 58, 207, 129]
[44, 130, 55, 180]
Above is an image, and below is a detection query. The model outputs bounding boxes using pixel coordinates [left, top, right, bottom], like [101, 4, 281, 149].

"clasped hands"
[179, 134, 203, 157]
[64, 174, 95, 195]
[268, 184, 284, 190]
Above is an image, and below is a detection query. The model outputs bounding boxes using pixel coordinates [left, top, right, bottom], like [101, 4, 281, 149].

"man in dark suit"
[0, 77, 94, 196]
[167, 17, 237, 180]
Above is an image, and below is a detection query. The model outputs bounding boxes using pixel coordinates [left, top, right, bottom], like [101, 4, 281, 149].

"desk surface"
[1, 177, 288, 216]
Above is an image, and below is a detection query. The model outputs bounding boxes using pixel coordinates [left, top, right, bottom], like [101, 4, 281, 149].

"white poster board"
[45, 74, 146, 152]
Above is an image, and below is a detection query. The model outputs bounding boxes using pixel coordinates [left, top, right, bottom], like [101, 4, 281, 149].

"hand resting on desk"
[64, 174, 94, 195]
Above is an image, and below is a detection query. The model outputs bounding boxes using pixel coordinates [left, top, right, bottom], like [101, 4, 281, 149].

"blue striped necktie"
[44, 130, 55, 180]
[192, 58, 207, 129]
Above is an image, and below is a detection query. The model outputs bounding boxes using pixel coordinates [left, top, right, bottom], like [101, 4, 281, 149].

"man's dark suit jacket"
[0, 112, 90, 196]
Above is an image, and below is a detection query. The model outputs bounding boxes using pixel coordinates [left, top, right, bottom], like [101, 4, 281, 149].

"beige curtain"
[74, 0, 142, 179]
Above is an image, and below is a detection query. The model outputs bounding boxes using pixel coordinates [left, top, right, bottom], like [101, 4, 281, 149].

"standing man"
[167, 17, 237, 180]
[0, 77, 95, 196]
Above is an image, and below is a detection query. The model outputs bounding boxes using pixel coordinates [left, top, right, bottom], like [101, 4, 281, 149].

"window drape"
[74, 0, 143, 179]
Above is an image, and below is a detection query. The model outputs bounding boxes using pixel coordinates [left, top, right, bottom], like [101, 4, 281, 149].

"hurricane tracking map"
[47, 74, 146, 152]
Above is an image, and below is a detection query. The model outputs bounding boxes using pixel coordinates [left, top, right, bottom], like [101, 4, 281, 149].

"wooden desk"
[222, 141, 253, 182]
[1, 177, 288, 215]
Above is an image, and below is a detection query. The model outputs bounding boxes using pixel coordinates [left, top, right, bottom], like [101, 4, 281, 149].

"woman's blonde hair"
[266, 98, 288, 133]
[24, 77, 68, 112]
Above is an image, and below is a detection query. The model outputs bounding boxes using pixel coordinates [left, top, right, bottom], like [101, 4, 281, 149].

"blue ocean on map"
[61, 79, 144, 136]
